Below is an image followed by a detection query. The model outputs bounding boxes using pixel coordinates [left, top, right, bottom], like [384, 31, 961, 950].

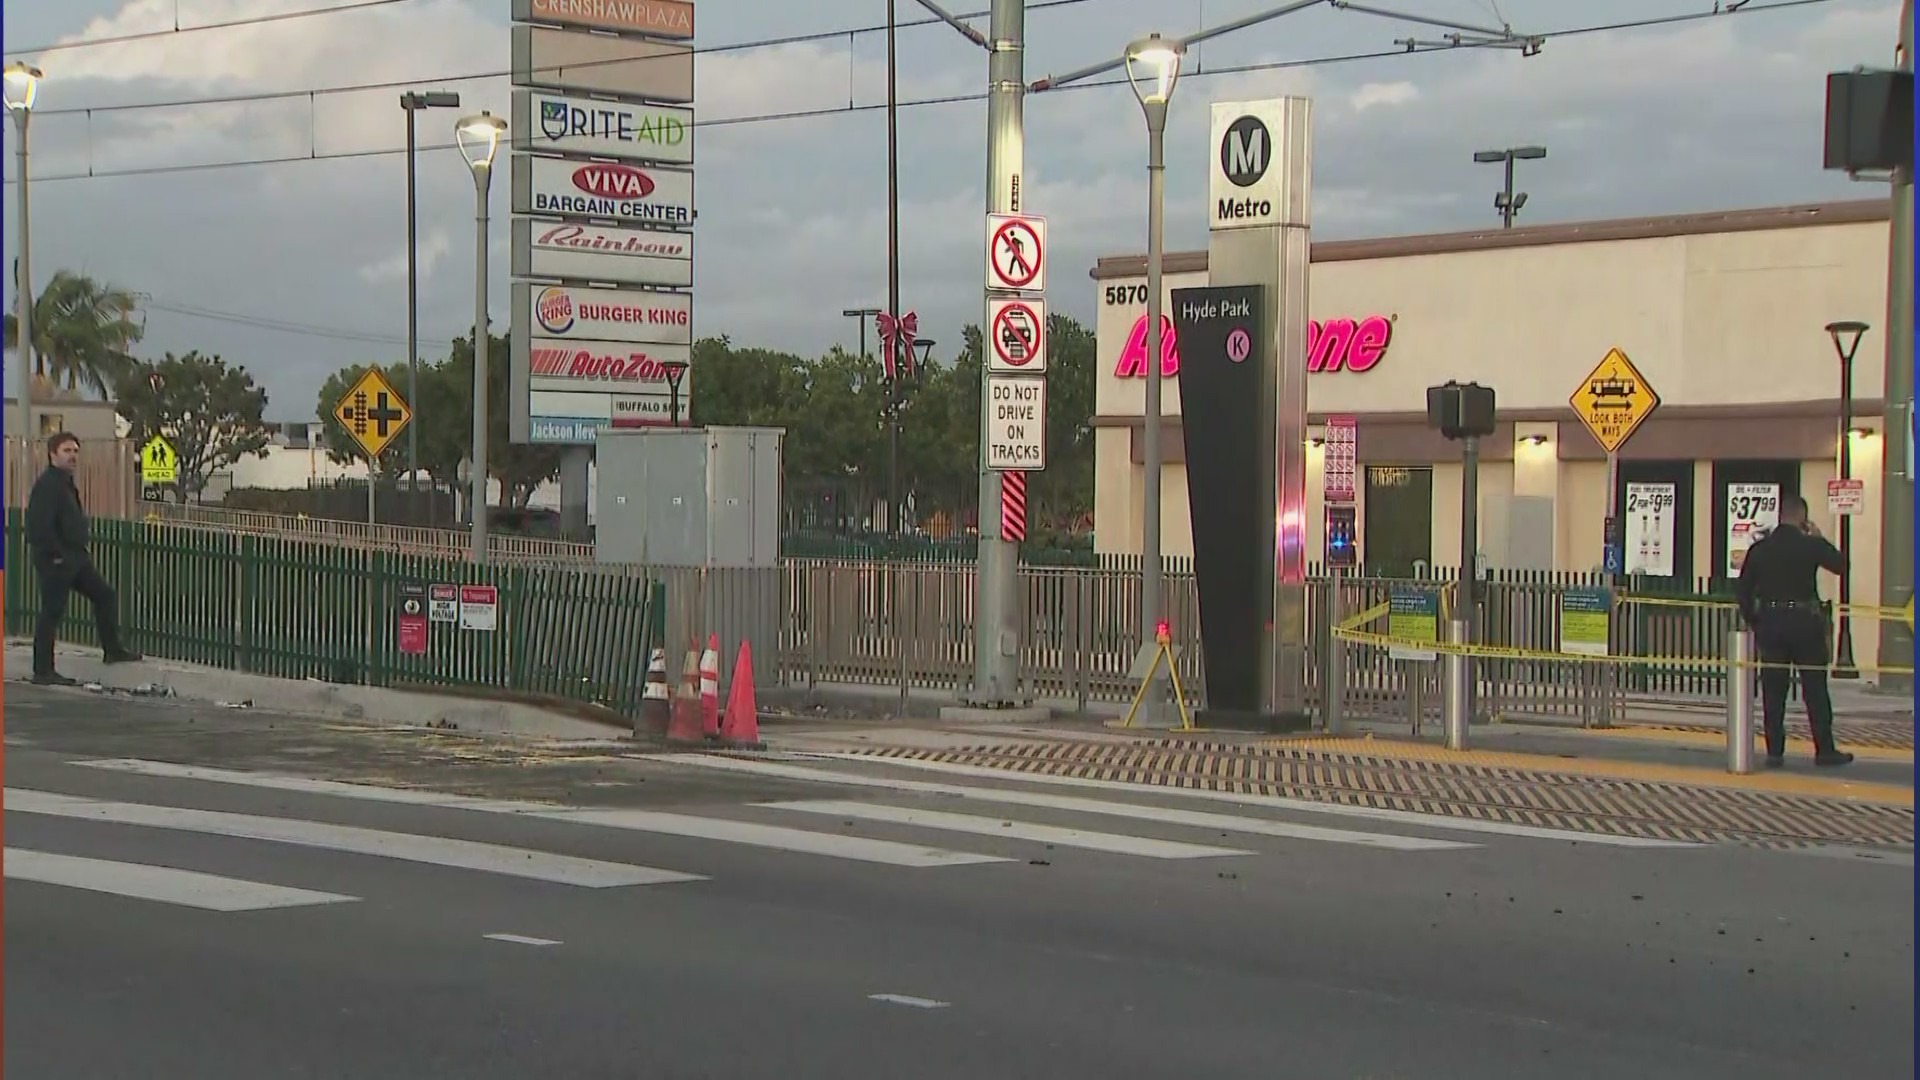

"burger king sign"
[517, 282, 692, 346]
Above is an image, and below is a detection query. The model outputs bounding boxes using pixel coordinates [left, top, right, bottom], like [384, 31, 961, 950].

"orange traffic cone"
[719, 639, 765, 750]
[699, 633, 722, 739]
[638, 646, 670, 738]
[666, 648, 706, 745]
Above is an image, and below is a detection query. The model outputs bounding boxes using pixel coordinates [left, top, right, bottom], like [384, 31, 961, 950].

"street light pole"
[456, 111, 506, 564]
[400, 91, 460, 520]
[1827, 319, 1870, 679]
[1124, 35, 1185, 658]
[1472, 145, 1546, 228]
[5, 63, 42, 447]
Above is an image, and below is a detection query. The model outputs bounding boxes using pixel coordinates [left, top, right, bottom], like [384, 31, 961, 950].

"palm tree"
[4, 270, 146, 398]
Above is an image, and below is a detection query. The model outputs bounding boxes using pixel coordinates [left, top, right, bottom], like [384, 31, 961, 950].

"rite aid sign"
[512, 90, 693, 165]
[511, 155, 693, 228]
[513, 281, 691, 346]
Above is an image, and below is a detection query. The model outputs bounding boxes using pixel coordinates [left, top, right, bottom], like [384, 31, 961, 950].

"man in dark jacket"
[1734, 492, 1852, 767]
[25, 432, 141, 685]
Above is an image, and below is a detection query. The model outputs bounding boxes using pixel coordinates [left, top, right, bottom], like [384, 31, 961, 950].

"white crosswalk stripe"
[5, 849, 358, 912]
[6, 788, 705, 888]
[9, 748, 1690, 919]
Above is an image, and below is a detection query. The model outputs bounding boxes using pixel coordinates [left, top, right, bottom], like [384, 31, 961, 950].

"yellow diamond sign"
[1569, 347, 1660, 454]
[333, 367, 412, 459]
[140, 434, 178, 484]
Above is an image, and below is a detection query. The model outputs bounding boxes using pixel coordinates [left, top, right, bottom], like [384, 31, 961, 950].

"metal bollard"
[1442, 618, 1470, 751]
[1726, 628, 1756, 774]
[1325, 632, 1347, 735]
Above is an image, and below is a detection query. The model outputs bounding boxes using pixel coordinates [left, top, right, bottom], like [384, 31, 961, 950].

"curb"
[5, 642, 626, 743]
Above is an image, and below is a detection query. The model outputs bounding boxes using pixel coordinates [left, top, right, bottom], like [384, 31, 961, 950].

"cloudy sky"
[0, 0, 1903, 422]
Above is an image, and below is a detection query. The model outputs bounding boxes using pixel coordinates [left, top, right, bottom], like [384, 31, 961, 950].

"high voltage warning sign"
[988, 298, 1047, 373]
[1569, 347, 1660, 454]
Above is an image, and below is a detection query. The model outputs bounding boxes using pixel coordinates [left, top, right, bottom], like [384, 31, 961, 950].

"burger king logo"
[536, 287, 576, 335]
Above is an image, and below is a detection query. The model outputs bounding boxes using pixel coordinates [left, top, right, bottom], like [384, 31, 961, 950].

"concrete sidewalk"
[3, 640, 622, 742]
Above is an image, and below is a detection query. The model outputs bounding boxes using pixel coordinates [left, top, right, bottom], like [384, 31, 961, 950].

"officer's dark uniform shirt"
[1735, 522, 1845, 624]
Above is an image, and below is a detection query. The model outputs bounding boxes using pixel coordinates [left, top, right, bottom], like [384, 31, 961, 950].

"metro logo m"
[1224, 128, 1265, 178]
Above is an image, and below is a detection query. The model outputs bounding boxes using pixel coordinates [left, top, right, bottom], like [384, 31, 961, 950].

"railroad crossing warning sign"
[139, 434, 178, 485]
[988, 298, 1048, 373]
[986, 213, 1046, 292]
[334, 367, 412, 459]
[1568, 347, 1660, 454]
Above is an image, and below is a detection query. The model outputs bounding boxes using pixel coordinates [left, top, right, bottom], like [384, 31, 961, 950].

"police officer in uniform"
[1734, 492, 1853, 768]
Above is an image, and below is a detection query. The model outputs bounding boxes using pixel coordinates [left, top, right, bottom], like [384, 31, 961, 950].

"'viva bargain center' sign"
[1113, 313, 1394, 377]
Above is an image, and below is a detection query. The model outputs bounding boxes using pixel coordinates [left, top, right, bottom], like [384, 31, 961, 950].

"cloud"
[0, 0, 1901, 423]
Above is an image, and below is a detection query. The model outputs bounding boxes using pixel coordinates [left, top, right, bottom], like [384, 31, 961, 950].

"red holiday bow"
[875, 310, 918, 381]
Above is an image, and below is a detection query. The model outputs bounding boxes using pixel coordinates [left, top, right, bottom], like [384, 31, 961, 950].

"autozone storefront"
[1090, 199, 1895, 659]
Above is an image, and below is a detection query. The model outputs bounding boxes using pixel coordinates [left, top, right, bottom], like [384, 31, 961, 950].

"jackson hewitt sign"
[513, 0, 694, 39]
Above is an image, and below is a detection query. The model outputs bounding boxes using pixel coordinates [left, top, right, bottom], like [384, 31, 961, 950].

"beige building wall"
[1090, 202, 1896, 671]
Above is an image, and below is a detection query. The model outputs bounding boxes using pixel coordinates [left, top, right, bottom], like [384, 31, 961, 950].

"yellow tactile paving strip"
[852, 740, 1916, 851]
[1586, 724, 1913, 762]
[1251, 736, 1913, 806]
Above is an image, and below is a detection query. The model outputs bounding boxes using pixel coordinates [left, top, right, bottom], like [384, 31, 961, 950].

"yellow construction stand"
[1120, 622, 1195, 731]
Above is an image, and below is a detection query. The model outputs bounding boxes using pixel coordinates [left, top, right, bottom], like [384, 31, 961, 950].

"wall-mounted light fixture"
[1521, 434, 1550, 446]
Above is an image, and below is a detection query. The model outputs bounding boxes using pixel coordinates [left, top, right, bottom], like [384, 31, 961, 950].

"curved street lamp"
[1122, 33, 1185, 686]
[1825, 319, 1872, 678]
[6, 61, 43, 443]
[456, 111, 506, 562]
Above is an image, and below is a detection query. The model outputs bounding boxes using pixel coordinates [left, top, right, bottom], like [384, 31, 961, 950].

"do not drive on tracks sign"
[986, 213, 1046, 293]
[986, 376, 1047, 471]
[988, 298, 1047, 373]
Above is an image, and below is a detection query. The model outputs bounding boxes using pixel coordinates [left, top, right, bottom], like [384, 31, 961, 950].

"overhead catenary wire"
[0, 0, 1837, 187]
[15, 0, 1106, 118]
[4, 0, 422, 58]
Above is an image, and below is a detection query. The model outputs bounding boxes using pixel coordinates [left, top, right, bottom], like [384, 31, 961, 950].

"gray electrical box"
[594, 427, 784, 568]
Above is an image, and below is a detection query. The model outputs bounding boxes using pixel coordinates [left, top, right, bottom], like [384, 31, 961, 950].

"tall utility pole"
[969, 0, 1026, 705]
[1878, 0, 1915, 691]
[886, 0, 905, 538]
[401, 91, 461, 517]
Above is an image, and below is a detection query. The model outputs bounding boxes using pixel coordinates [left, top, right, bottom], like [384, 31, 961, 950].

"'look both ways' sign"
[1171, 283, 1268, 715]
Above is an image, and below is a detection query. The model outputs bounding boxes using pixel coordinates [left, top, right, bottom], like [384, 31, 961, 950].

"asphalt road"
[6, 685, 1914, 1079]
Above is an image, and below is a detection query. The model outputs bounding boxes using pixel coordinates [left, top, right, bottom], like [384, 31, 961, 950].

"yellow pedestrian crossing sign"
[333, 367, 412, 459]
[140, 434, 178, 484]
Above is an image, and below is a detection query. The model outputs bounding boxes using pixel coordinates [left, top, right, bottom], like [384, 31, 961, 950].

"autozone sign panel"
[513, 155, 693, 228]
[512, 0, 694, 39]
[511, 25, 693, 102]
[512, 90, 692, 165]
[524, 337, 693, 392]
[514, 281, 691, 345]
[511, 219, 692, 288]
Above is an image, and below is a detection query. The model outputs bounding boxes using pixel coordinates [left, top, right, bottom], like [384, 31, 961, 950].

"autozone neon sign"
[1113, 313, 1394, 377]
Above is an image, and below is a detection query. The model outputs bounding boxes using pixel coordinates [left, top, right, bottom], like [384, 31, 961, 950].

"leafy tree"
[4, 270, 145, 397]
[114, 351, 273, 503]
[441, 326, 564, 509]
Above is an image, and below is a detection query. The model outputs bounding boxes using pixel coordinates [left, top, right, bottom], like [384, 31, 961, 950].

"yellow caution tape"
[1335, 601, 1391, 632]
[1617, 594, 1901, 621]
[1332, 625, 1915, 676]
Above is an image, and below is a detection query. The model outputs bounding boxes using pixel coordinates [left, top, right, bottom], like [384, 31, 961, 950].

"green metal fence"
[5, 511, 666, 718]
